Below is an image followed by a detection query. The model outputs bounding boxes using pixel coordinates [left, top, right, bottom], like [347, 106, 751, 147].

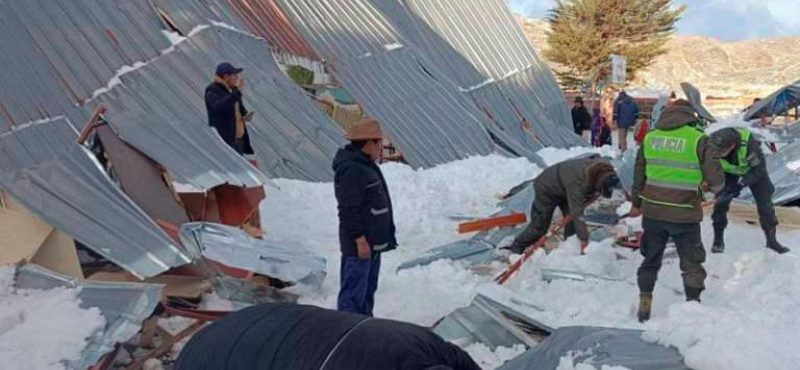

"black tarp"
[174, 303, 481, 370]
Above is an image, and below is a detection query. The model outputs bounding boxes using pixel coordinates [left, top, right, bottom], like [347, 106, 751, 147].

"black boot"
[711, 228, 725, 254]
[501, 243, 527, 255]
[764, 227, 790, 254]
[637, 293, 652, 323]
[685, 287, 703, 302]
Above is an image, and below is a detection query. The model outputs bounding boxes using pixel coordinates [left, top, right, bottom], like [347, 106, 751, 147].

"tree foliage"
[544, 0, 685, 90]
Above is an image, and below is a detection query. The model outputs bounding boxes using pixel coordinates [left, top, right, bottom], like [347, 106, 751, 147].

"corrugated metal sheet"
[107, 111, 270, 189]
[15, 264, 163, 370]
[497, 326, 691, 370]
[433, 294, 553, 350]
[0, 0, 170, 130]
[0, 118, 190, 278]
[275, 0, 552, 167]
[681, 82, 717, 123]
[148, 0, 318, 60]
[87, 26, 345, 181]
[744, 80, 800, 121]
[180, 222, 326, 287]
[333, 47, 498, 167]
[376, 0, 578, 147]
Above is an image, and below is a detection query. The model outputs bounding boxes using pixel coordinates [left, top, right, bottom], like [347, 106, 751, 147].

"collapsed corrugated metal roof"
[87, 26, 346, 181]
[148, 0, 318, 60]
[15, 264, 163, 370]
[681, 82, 717, 123]
[0, 0, 170, 130]
[433, 294, 553, 350]
[105, 111, 270, 189]
[333, 47, 499, 167]
[275, 0, 555, 167]
[180, 222, 326, 287]
[370, 0, 579, 148]
[744, 80, 800, 121]
[0, 118, 190, 278]
[497, 326, 691, 370]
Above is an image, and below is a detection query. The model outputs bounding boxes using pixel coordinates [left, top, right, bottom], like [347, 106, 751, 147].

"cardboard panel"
[89, 272, 212, 299]
[31, 230, 83, 280]
[0, 208, 53, 264]
[96, 125, 189, 225]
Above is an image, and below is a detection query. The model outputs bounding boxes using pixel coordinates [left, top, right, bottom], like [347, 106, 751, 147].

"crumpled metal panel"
[433, 294, 553, 350]
[497, 326, 691, 370]
[0, 118, 190, 278]
[180, 222, 326, 287]
[379, 0, 577, 146]
[108, 111, 270, 189]
[744, 80, 800, 121]
[15, 264, 163, 370]
[681, 82, 717, 123]
[87, 26, 345, 181]
[0, 0, 169, 129]
[540, 268, 622, 283]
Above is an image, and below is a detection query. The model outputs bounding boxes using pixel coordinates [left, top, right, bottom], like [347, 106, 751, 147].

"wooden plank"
[0, 208, 53, 265]
[77, 105, 106, 144]
[728, 202, 800, 229]
[31, 230, 83, 280]
[125, 321, 205, 370]
[458, 212, 527, 234]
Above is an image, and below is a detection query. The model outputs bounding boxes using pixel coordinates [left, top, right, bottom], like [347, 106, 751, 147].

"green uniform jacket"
[632, 105, 725, 223]
[534, 156, 615, 241]
[722, 131, 768, 186]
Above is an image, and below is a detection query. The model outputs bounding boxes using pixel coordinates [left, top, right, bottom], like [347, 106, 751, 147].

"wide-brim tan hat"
[345, 118, 383, 141]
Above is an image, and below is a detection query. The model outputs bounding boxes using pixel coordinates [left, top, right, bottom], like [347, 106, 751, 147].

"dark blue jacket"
[614, 93, 640, 129]
[205, 81, 254, 154]
[333, 145, 397, 256]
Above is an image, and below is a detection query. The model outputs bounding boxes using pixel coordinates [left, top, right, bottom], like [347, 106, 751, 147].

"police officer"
[629, 100, 725, 322]
[708, 128, 790, 254]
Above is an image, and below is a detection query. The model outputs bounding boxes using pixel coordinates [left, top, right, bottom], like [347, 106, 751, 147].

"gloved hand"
[730, 182, 744, 198]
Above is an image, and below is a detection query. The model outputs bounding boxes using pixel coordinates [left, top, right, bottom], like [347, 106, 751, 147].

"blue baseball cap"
[215, 62, 243, 77]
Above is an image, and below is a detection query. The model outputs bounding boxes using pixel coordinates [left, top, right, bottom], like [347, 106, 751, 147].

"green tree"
[544, 0, 685, 91]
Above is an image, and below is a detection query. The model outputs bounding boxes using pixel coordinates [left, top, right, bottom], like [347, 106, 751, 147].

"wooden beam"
[77, 104, 107, 144]
[458, 212, 527, 234]
[124, 321, 205, 370]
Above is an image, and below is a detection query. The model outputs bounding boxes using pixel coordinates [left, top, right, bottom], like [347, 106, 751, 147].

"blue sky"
[506, 0, 800, 42]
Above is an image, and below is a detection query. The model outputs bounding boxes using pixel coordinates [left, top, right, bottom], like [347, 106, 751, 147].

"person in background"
[614, 91, 640, 153]
[708, 128, 789, 254]
[205, 62, 254, 155]
[571, 96, 592, 139]
[333, 118, 397, 316]
[628, 100, 726, 322]
[591, 108, 612, 147]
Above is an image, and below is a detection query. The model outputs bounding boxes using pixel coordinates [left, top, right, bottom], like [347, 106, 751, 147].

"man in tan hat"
[333, 118, 397, 316]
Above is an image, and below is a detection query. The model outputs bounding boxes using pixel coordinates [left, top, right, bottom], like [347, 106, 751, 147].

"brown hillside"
[518, 17, 800, 116]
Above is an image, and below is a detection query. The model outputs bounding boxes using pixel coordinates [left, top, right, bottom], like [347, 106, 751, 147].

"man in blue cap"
[205, 62, 254, 155]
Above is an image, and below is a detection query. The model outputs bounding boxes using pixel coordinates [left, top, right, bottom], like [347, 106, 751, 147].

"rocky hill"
[518, 17, 800, 116]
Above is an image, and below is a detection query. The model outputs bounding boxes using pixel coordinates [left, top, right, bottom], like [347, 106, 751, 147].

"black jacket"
[173, 303, 482, 370]
[571, 106, 592, 133]
[333, 145, 397, 256]
[205, 81, 254, 154]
